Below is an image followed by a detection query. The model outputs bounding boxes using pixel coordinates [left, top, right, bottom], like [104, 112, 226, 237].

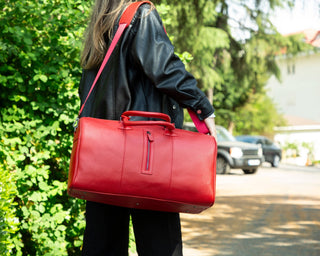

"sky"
[228, 0, 320, 40]
[271, 0, 320, 34]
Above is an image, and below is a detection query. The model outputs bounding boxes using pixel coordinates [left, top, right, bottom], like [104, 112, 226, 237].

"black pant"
[81, 201, 183, 256]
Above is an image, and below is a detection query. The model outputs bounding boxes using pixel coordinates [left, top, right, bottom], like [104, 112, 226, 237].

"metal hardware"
[146, 131, 153, 170]
[73, 117, 79, 132]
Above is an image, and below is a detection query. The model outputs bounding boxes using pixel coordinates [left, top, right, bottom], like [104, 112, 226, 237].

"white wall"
[266, 52, 320, 122]
[266, 51, 320, 165]
[274, 126, 320, 165]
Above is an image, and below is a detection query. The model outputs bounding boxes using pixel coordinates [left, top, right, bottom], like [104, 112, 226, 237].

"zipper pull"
[147, 131, 154, 142]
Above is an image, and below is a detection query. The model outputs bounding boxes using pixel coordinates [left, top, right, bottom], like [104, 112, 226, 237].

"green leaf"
[39, 181, 50, 191]
[30, 192, 42, 202]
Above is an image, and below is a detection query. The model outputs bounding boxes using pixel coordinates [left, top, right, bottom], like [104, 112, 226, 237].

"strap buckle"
[73, 117, 79, 132]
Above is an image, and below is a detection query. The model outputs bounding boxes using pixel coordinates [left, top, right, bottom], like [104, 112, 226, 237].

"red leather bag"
[68, 111, 217, 213]
[67, 1, 217, 213]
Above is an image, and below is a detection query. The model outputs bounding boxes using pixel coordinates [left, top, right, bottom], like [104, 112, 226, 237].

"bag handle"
[121, 110, 171, 122]
[121, 111, 175, 130]
[122, 119, 175, 130]
[77, 1, 152, 120]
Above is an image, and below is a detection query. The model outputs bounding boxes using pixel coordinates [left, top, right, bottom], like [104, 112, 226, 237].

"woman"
[78, 0, 216, 255]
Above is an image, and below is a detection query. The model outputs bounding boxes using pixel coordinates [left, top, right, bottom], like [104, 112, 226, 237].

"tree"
[154, 0, 312, 133]
[233, 93, 287, 136]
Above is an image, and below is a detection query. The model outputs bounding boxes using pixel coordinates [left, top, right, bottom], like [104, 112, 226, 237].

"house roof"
[284, 115, 320, 126]
[285, 29, 320, 47]
[274, 115, 320, 132]
[303, 29, 320, 47]
[277, 29, 320, 55]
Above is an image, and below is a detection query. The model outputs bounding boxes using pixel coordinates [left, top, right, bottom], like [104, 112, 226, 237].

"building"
[266, 29, 320, 165]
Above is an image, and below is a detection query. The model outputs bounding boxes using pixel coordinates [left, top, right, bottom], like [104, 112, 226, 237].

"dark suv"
[236, 135, 282, 167]
[215, 126, 264, 174]
[183, 124, 264, 174]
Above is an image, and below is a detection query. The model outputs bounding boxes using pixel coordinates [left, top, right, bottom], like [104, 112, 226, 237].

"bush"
[0, 0, 91, 254]
[0, 162, 20, 255]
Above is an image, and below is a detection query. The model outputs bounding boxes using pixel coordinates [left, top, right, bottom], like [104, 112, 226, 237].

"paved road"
[181, 164, 320, 256]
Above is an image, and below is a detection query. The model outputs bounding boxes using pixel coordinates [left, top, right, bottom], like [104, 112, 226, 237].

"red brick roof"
[284, 115, 320, 126]
[285, 29, 320, 47]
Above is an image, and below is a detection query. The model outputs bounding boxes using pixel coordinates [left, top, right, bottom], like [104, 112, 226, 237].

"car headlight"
[258, 147, 263, 156]
[230, 147, 243, 159]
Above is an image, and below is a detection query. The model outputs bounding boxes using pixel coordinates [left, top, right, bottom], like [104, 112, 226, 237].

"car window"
[245, 137, 256, 143]
[265, 138, 273, 145]
[257, 139, 263, 145]
[236, 136, 257, 143]
[216, 127, 236, 142]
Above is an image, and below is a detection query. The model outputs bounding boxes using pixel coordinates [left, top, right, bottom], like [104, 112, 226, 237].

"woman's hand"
[204, 117, 217, 141]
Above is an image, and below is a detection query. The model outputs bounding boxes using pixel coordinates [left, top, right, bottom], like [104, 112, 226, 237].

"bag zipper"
[146, 131, 153, 170]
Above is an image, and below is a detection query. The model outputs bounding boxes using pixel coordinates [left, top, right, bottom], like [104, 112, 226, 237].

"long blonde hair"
[81, 0, 134, 69]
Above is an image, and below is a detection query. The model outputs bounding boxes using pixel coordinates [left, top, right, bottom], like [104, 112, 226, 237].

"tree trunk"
[206, 87, 213, 105]
[228, 121, 234, 134]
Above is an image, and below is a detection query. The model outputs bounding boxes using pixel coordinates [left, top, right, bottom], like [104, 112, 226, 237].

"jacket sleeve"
[130, 5, 214, 120]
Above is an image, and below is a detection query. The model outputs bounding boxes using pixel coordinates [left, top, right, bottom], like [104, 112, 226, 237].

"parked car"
[183, 124, 264, 174]
[236, 135, 282, 167]
[215, 126, 264, 174]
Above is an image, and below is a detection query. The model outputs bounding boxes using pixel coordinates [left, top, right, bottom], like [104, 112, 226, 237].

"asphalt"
[128, 164, 320, 256]
[181, 164, 320, 256]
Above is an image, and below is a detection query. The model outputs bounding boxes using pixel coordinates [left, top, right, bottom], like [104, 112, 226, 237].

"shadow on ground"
[181, 195, 320, 256]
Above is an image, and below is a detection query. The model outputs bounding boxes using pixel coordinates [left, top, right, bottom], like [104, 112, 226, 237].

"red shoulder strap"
[120, 1, 151, 26]
[77, 1, 151, 119]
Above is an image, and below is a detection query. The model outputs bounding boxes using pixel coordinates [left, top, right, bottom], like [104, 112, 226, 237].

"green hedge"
[0, 0, 91, 254]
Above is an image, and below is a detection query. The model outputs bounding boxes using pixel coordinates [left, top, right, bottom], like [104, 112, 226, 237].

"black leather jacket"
[79, 4, 214, 128]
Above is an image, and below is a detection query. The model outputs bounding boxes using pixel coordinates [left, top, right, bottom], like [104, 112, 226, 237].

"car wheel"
[216, 156, 230, 174]
[271, 155, 280, 167]
[243, 169, 257, 174]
